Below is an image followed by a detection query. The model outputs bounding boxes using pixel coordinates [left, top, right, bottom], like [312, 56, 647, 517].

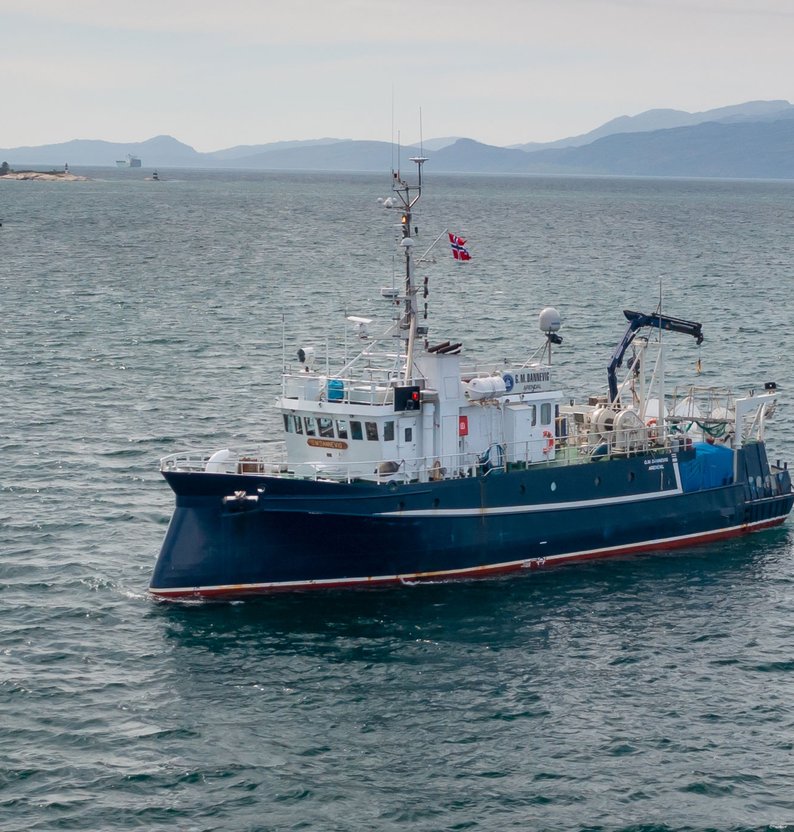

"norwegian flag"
[448, 232, 471, 261]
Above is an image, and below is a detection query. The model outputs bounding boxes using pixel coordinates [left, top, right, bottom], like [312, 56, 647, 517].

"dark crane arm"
[607, 309, 703, 404]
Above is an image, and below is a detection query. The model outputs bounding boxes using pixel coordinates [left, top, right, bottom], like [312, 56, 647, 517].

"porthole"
[594, 476, 601, 486]
[433, 498, 440, 508]
[628, 471, 635, 483]
[550, 482, 557, 492]
[520, 484, 526, 495]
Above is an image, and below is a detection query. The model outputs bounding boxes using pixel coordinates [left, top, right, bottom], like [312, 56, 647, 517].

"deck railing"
[161, 426, 688, 483]
[282, 373, 395, 406]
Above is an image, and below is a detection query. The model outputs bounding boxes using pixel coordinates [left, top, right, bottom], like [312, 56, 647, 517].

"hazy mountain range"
[3, 100, 794, 180]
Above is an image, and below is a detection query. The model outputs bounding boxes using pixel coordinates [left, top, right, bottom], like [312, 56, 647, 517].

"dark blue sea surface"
[2, 168, 794, 831]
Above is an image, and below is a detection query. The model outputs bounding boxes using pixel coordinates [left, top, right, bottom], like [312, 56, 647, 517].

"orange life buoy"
[542, 430, 554, 454]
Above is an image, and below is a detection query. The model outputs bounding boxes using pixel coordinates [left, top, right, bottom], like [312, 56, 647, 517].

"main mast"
[393, 155, 427, 383]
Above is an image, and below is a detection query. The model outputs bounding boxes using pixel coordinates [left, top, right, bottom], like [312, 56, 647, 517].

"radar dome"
[539, 307, 562, 333]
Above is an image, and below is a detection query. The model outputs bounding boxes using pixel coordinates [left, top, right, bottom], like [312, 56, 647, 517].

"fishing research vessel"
[150, 159, 793, 600]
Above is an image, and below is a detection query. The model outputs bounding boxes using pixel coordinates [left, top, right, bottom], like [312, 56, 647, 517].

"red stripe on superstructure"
[148, 516, 787, 601]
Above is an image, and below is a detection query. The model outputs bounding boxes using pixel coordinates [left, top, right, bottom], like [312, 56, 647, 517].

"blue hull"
[150, 443, 792, 599]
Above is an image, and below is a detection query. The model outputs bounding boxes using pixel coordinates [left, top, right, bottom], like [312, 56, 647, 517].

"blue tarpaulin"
[679, 442, 734, 492]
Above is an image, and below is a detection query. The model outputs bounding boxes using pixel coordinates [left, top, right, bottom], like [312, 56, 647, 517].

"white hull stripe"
[149, 515, 783, 597]
[376, 486, 683, 518]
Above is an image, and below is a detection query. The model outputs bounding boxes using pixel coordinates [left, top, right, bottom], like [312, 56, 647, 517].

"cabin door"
[397, 417, 418, 470]
[504, 403, 545, 464]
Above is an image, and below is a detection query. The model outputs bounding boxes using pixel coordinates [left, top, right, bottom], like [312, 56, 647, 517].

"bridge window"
[294, 415, 303, 434]
[365, 421, 379, 441]
[541, 403, 552, 425]
[318, 417, 334, 438]
[529, 405, 537, 426]
[351, 421, 363, 440]
[336, 419, 348, 439]
[384, 421, 395, 441]
[304, 417, 316, 436]
[283, 414, 293, 433]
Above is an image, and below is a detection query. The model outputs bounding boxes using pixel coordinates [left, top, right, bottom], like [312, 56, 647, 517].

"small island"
[0, 161, 87, 181]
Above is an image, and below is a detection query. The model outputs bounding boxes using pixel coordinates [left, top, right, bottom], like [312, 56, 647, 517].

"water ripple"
[2, 171, 794, 830]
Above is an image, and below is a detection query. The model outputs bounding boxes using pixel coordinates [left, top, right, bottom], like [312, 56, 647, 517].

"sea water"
[2, 169, 794, 831]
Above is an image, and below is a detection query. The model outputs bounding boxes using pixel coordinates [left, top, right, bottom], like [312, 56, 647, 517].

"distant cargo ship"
[116, 155, 142, 168]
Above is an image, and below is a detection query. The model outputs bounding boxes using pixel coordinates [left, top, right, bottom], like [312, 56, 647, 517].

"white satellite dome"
[539, 307, 562, 333]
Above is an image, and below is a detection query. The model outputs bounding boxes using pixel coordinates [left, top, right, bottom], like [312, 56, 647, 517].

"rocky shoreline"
[0, 171, 88, 181]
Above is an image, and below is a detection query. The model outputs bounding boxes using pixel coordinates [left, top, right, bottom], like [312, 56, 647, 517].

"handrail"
[282, 373, 395, 407]
[161, 427, 687, 482]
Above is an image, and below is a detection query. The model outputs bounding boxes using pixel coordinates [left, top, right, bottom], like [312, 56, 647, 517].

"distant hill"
[0, 134, 460, 170]
[3, 101, 794, 180]
[425, 117, 794, 179]
[0, 134, 441, 173]
[511, 99, 794, 151]
[206, 138, 346, 162]
[218, 140, 398, 171]
[0, 134, 202, 167]
[428, 139, 533, 173]
[0, 136, 352, 168]
[407, 137, 462, 151]
[517, 118, 794, 179]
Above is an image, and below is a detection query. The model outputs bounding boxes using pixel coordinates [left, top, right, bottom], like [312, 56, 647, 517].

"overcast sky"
[2, 0, 793, 150]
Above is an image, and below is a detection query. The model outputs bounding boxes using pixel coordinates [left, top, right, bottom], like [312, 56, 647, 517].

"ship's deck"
[160, 427, 688, 484]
